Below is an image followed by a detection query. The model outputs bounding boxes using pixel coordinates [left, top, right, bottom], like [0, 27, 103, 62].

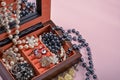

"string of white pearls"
[1, 0, 21, 45]
[12, 0, 21, 45]
[1, 1, 13, 40]
[18, 36, 39, 50]
[0, 9, 14, 27]
[0, 0, 30, 73]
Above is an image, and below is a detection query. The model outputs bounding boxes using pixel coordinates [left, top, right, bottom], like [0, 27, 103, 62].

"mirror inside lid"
[0, 0, 42, 34]
[0, 0, 51, 47]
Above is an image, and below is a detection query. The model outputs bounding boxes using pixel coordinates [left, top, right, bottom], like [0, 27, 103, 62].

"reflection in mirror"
[0, 0, 37, 26]
[0, 0, 41, 34]
[16, 0, 36, 18]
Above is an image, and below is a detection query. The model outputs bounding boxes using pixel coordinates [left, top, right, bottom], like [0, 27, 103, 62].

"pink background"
[51, 0, 120, 80]
[0, 0, 120, 80]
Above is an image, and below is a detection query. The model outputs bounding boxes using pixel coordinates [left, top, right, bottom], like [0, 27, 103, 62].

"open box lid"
[0, 0, 51, 47]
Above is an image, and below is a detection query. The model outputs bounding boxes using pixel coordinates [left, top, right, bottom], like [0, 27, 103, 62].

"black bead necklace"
[41, 32, 62, 54]
[51, 26, 98, 80]
[11, 62, 35, 80]
[41, 32, 63, 62]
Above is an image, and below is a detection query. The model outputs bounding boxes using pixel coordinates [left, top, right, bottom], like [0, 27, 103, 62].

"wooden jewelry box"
[0, 0, 81, 80]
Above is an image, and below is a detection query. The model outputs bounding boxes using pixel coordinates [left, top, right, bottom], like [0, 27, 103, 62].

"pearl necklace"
[1, 0, 21, 45]
[1, 0, 24, 70]
[18, 35, 39, 50]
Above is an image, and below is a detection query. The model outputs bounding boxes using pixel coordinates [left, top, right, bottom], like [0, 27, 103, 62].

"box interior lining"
[0, 22, 77, 80]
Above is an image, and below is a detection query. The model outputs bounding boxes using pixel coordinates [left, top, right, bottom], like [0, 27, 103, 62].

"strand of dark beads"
[51, 26, 98, 80]
[41, 32, 63, 61]
[41, 32, 62, 54]
[11, 62, 35, 80]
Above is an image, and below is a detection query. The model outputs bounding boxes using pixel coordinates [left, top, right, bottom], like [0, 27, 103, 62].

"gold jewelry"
[55, 67, 75, 80]
[58, 76, 64, 80]
[64, 73, 73, 80]
[68, 68, 75, 77]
